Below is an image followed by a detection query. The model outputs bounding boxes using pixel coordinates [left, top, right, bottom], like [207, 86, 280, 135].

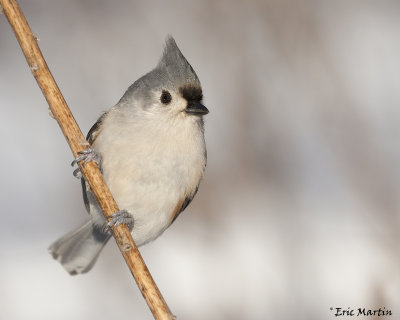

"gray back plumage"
[120, 36, 201, 103]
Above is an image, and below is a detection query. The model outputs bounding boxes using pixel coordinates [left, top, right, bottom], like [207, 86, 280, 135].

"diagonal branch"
[0, 0, 175, 319]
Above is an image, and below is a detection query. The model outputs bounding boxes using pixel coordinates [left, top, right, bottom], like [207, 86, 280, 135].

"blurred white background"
[1, 0, 400, 319]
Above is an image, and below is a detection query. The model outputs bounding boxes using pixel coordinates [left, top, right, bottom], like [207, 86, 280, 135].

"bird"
[49, 36, 208, 275]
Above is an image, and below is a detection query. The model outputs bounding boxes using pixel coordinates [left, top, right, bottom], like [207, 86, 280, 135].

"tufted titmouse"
[49, 36, 208, 275]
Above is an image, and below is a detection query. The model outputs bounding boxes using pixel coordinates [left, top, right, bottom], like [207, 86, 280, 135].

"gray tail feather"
[48, 221, 111, 275]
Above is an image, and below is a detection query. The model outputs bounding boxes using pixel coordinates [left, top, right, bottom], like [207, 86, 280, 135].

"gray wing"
[170, 185, 200, 225]
[81, 112, 107, 214]
[80, 172, 105, 221]
[81, 178, 91, 214]
[86, 111, 107, 144]
[170, 149, 206, 224]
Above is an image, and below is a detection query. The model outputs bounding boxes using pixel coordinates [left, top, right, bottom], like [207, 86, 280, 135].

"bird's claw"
[71, 148, 100, 166]
[102, 210, 134, 234]
[73, 167, 83, 179]
[71, 148, 100, 179]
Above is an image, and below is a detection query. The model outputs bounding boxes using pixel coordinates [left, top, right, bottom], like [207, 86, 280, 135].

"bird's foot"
[102, 210, 134, 234]
[71, 148, 101, 179]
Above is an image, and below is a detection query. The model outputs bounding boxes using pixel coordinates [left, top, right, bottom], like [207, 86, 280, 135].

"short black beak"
[185, 102, 209, 116]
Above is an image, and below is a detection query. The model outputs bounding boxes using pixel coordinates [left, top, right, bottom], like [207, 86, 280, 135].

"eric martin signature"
[330, 307, 392, 317]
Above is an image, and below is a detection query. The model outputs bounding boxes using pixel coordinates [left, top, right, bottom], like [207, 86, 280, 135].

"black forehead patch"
[179, 85, 203, 102]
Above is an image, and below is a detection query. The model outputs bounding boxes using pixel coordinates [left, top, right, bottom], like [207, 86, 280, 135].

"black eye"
[160, 90, 172, 104]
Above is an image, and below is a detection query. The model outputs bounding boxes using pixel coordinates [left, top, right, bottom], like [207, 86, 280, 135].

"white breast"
[92, 107, 206, 246]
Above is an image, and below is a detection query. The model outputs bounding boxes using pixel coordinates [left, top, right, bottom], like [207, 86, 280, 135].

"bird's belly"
[101, 157, 190, 246]
[93, 118, 206, 246]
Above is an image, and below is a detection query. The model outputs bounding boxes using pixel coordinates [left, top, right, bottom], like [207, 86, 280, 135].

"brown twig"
[0, 0, 175, 319]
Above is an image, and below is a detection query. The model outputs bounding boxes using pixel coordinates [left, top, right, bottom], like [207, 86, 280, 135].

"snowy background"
[1, 1, 400, 319]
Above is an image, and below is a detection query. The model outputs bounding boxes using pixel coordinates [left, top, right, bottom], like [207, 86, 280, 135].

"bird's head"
[121, 36, 209, 121]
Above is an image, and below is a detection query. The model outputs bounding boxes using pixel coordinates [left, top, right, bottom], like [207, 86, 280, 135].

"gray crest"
[156, 36, 200, 88]
[120, 36, 201, 104]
